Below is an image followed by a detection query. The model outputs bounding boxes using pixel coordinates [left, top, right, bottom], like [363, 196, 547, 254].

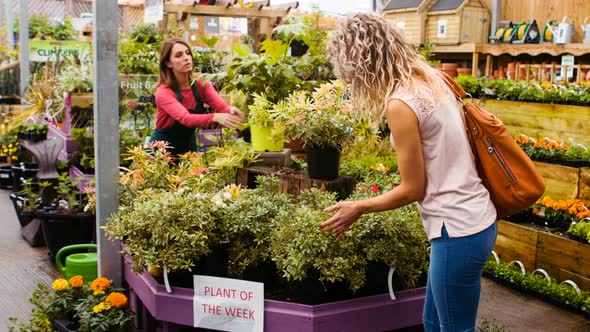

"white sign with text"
[193, 275, 264, 332]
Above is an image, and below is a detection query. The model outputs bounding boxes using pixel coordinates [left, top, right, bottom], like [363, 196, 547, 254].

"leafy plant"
[59, 57, 93, 93]
[285, 81, 355, 149]
[455, 75, 480, 96]
[107, 189, 218, 273]
[193, 36, 229, 75]
[567, 221, 590, 242]
[270, 189, 367, 291]
[117, 37, 160, 75]
[418, 43, 440, 67]
[248, 93, 289, 142]
[56, 172, 85, 214]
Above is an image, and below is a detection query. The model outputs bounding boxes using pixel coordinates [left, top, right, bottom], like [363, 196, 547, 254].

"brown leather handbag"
[438, 71, 545, 220]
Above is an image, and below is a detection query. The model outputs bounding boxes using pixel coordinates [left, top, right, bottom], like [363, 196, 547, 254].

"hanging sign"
[193, 275, 264, 332]
[144, 0, 163, 24]
[29, 40, 90, 62]
[560, 55, 575, 79]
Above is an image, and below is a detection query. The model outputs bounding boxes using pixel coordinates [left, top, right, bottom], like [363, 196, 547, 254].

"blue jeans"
[423, 222, 498, 332]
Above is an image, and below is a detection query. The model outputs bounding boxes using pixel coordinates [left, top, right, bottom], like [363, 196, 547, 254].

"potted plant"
[248, 93, 289, 152]
[286, 81, 355, 179]
[59, 58, 93, 111]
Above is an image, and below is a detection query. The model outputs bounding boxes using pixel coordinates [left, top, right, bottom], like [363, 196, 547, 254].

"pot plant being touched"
[247, 93, 289, 152]
[286, 80, 355, 179]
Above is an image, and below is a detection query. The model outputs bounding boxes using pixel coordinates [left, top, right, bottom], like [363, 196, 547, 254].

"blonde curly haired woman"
[320, 13, 497, 332]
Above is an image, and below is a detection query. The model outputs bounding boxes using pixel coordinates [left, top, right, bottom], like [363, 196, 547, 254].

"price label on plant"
[193, 275, 264, 332]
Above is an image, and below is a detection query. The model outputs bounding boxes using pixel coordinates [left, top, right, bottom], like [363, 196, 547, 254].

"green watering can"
[56, 244, 98, 281]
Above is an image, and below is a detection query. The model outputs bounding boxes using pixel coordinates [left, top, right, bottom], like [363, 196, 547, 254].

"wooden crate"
[478, 99, 590, 146]
[494, 220, 538, 271]
[536, 231, 590, 291]
[533, 161, 579, 200]
[425, 0, 489, 45]
[578, 168, 590, 202]
[494, 220, 590, 291]
[252, 149, 292, 167]
[237, 166, 356, 200]
[382, 0, 432, 45]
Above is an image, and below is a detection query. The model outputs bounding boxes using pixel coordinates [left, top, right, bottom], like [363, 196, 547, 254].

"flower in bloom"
[69, 275, 84, 288]
[90, 277, 111, 292]
[106, 292, 128, 309]
[93, 290, 105, 296]
[371, 184, 379, 193]
[52, 279, 69, 291]
[92, 301, 112, 314]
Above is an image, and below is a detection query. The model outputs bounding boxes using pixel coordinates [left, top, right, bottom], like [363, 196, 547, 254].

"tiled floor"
[1, 188, 589, 331]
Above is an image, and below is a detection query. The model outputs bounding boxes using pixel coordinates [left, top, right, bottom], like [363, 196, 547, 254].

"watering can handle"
[561, 16, 573, 24]
[56, 244, 97, 276]
[584, 16, 590, 27]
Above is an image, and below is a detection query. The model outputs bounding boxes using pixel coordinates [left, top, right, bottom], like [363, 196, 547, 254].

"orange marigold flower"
[69, 275, 84, 288]
[106, 292, 128, 309]
[90, 277, 111, 292]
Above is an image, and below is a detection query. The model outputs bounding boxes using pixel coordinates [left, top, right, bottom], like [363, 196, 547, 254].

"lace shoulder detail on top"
[390, 88, 436, 124]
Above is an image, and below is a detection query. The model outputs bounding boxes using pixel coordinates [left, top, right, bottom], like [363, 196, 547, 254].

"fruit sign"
[193, 275, 264, 331]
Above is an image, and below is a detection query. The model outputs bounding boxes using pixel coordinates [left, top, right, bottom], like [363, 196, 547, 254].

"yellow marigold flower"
[68, 275, 84, 288]
[92, 301, 112, 314]
[93, 290, 105, 296]
[52, 279, 69, 291]
[106, 292, 128, 309]
[90, 277, 111, 292]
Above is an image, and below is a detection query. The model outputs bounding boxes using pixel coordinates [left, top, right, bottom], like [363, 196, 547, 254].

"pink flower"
[371, 184, 379, 193]
[128, 101, 138, 110]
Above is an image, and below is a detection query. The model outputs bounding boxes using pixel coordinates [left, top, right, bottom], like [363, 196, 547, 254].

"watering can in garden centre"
[547, 16, 574, 44]
[582, 17, 590, 44]
[56, 244, 98, 281]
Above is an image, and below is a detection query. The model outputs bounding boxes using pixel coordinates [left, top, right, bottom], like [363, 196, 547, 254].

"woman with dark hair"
[149, 38, 244, 155]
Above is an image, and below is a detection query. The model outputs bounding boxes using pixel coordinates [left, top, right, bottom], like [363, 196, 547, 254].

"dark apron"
[149, 84, 207, 156]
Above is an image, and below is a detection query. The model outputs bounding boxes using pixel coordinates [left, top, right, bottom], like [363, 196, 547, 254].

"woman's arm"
[320, 99, 426, 235]
[195, 79, 231, 113]
[155, 87, 215, 128]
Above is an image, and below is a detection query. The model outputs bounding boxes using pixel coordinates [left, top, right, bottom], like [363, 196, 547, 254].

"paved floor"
[1, 188, 589, 331]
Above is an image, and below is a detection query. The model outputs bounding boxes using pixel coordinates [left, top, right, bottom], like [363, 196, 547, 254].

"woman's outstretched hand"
[230, 106, 246, 122]
[320, 201, 365, 235]
[213, 113, 243, 129]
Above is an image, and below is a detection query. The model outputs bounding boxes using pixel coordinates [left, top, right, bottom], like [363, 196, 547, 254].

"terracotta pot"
[443, 69, 458, 78]
[506, 62, 516, 72]
[456, 68, 472, 76]
[441, 63, 458, 71]
[435, 63, 443, 70]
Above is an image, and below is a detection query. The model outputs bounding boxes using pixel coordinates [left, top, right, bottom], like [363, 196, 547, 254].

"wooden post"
[525, 64, 530, 81]
[471, 51, 479, 77]
[485, 54, 492, 77]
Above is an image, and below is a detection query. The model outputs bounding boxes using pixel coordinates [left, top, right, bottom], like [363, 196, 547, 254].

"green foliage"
[107, 190, 217, 272]
[248, 93, 289, 142]
[567, 221, 590, 242]
[59, 58, 93, 93]
[193, 36, 229, 74]
[56, 172, 85, 213]
[128, 24, 163, 45]
[340, 156, 398, 186]
[270, 189, 368, 291]
[455, 75, 480, 96]
[215, 177, 292, 270]
[285, 81, 355, 149]
[8, 284, 53, 332]
[348, 191, 429, 288]
[17, 122, 48, 135]
[118, 38, 160, 75]
[23, 16, 77, 40]
[417, 43, 440, 67]
[563, 143, 590, 160]
[485, 259, 590, 311]
[70, 127, 95, 171]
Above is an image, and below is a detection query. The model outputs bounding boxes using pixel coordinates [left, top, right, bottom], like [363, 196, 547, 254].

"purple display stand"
[69, 165, 94, 191]
[47, 121, 78, 162]
[124, 262, 426, 331]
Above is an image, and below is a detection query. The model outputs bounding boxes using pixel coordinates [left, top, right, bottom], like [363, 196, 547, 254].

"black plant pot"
[163, 245, 230, 289]
[306, 146, 340, 180]
[9, 194, 35, 227]
[241, 260, 280, 290]
[29, 132, 48, 142]
[51, 318, 78, 332]
[11, 164, 37, 192]
[282, 274, 353, 305]
[38, 211, 96, 260]
[0, 165, 14, 189]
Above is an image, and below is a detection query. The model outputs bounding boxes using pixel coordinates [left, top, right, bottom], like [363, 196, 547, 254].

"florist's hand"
[213, 113, 242, 129]
[320, 201, 364, 235]
[230, 106, 246, 122]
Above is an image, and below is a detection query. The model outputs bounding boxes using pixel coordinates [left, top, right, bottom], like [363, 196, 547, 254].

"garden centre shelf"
[431, 43, 590, 77]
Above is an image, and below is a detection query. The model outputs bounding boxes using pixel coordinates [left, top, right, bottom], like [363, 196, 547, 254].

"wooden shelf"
[431, 43, 590, 56]
[479, 43, 590, 57]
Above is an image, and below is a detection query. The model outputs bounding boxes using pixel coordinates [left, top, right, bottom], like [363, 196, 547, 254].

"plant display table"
[124, 262, 426, 332]
[494, 220, 590, 290]
[237, 166, 356, 200]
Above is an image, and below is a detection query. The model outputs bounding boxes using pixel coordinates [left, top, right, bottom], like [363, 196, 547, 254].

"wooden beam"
[165, 3, 292, 18]
[271, 1, 298, 12]
[479, 43, 590, 57]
